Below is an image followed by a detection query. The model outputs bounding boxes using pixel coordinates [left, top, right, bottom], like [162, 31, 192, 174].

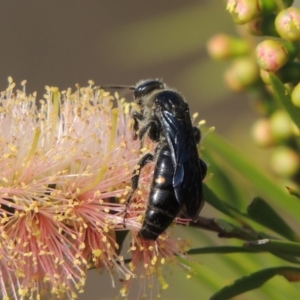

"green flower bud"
[207, 34, 250, 60]
[270, 147, 300, 178]
[291, 82, 300, 107]
[259, 69, 272, 84]
[224, 57, 259, 91]
[269, 110, 294, 142]
[251, 118, 274, 147]
[275, 7, 300, 42]
[226, 0, 276, 25]
[256, 39, 298, 71]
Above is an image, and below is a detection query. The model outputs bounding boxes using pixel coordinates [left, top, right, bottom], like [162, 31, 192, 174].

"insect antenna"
[100, 85, 135, 91]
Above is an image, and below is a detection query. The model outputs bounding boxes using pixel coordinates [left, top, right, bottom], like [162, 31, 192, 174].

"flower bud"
[226, 0, 276, 25]
[207, 34, 249, 60]
[251, 118, 274, 147]
[224, 57, 259, 91]
[275, 7, 300, 41]
[259, 69, 272, 84]
[256, 39, 298, 71]
[269, 110, 294, 142]
[291, 82, 300, 107]
[270, 147, 300, 178]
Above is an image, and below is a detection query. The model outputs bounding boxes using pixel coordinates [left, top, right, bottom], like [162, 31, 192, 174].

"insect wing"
[160, 110, 204, 217]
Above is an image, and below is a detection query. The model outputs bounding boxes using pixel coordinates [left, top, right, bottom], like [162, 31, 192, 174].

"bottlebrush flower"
[0, 78, 196, 299]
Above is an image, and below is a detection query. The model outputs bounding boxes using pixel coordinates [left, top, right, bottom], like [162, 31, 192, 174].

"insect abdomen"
[139, 145, 181, 240]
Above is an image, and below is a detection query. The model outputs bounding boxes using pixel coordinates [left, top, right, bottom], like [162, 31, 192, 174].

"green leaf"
[203, 185, 238, 217]
[215, 218, 235, 232]
[244, 239, 300, 256]
[203, 185, 248, 221]
[205, 132, 300, 225]
[202, 149, 245, 207]
[247, 197, 298, 241]
[269, 73, 300, 130]
[188, 246, 255, 255]
[188, 244, 300, 264]
[210, 267, 300, 300]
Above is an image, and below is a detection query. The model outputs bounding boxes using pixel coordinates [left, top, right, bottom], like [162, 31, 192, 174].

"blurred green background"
[1, 1, 300, 299]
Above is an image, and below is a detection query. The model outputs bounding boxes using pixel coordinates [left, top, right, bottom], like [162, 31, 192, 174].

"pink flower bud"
[226, 0, 276, 25]
[207, 34, 249, 60]
[225, 57, 259, 91]
[275, 7, 300, 41]
[270, 147, 300, 177]
[251, 118, 274, 147]
[256, 39, 296, 71]
[269, 110, 294, 142]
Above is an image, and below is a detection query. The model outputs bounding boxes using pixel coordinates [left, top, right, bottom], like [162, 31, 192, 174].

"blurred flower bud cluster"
[208, 0, 300, 181]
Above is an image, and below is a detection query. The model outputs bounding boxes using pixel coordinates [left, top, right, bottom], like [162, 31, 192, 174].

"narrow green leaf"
[247, 197, 298, 241]
[215, 218, 235, 232]
[202, 149, 245, 207]
[245, 239, 300, 256]
[188, 244, 300, 264]
[203, 185, 250, 222]
[203, 185, 237, 217]
[205, 132, 300, 224]
[210, 267, 300, 300]
[269, 73, 300, 130]
[188, 246, 255, 255]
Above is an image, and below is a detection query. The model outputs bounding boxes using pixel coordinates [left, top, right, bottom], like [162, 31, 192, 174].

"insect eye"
[134, 80, 165, 100]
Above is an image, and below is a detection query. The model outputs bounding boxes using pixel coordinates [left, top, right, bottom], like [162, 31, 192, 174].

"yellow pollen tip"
[157, 267, 169, 290]
[192, 112, 199, 119]
[92, 249, 102, 257]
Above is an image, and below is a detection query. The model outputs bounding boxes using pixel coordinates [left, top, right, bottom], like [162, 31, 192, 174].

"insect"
[125, 79, 207, 240]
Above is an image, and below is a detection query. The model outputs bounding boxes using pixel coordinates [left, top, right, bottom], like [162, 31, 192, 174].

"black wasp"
[123, 79, 207, 240]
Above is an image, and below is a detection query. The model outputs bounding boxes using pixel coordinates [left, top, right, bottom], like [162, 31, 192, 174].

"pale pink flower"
[0, 78, 196, 299]
[0, 78, 139, 299]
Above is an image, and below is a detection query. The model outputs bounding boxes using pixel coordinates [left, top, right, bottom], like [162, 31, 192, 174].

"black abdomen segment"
[139, 145, 181, 240]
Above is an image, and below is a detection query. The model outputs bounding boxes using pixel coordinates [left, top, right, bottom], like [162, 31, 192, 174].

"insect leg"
[132, 110, 144, 140]
[123, 152, 155, 226]
[138, 120, 160, 142]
